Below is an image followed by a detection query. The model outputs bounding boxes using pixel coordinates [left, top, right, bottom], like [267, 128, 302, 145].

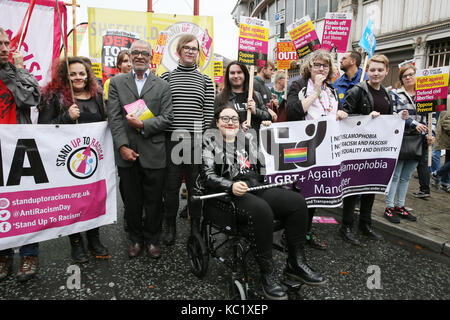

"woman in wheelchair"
[201, 105, 326, 300]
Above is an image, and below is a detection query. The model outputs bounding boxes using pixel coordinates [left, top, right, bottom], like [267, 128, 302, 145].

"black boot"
[285, 245, 326, 286]
[339, 224, 361, 246]
[162, 217, 177, 246]
[359, 223, 383, 240]
[256, 255, 287, 300]
[69, 234, 89, 263]
[87, 228, 109, 257]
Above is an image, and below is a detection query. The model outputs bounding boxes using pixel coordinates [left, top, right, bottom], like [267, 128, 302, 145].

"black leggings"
[227, 187, 308, 259]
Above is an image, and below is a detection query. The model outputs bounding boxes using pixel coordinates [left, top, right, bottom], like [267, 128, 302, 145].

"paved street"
[0, 179, 449, 301]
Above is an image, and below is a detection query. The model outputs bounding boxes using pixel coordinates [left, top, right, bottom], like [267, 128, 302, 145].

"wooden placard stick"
[64, 0, 80, 56]
[427, 113, 433, 166]
[284, 69, 288, 100]
[247, 65, 255, 126]
[360, 54, 369, 83]
[56, 0, 77, 124]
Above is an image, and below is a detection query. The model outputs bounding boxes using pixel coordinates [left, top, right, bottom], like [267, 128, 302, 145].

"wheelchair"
[187, 192, 303, 300]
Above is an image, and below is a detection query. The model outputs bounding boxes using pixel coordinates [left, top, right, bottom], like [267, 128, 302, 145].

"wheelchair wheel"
[187, 232, 209, 278]
[227, 276, 247, 300]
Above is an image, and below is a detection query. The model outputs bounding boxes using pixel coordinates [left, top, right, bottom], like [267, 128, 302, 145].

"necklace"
[317, 86, 333, 114]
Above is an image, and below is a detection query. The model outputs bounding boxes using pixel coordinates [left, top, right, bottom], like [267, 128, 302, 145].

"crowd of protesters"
[0, 26, 448, 301]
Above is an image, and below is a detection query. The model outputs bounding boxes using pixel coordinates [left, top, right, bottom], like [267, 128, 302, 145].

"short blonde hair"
[300, 50, 337, 81]
[368, 54, 390, 70]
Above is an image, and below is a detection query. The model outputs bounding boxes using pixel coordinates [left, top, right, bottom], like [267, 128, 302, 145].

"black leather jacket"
[200, 131, 265, 194]
[342, 81, 393, 115]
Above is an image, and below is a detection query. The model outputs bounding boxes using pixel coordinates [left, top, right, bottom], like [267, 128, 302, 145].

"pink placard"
[321, 13, 352, 53]
[0, 180, 107, 238]
[312, 216, 338, 224]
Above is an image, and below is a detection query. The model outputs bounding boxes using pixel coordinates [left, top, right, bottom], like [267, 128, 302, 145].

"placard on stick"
[238, 16, 269, 125]
[416, 66, 449, 113]
[287, 16, 320, 59]
[321, 12, 352, 53]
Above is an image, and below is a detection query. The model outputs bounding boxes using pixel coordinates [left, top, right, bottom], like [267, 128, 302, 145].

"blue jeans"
[386, 160, 419, 208]
[436, 152, 450, 185]
[0, 243, 39, 258]
[430, 148, 441, 173]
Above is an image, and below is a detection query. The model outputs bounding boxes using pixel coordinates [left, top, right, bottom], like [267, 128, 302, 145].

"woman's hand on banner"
[370, 111, 380, 118]
[400, 110, 409, 120]
[336, 110, 348, 120]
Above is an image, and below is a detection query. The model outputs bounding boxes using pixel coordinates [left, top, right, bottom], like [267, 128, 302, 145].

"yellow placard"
[416, 73, 449, 90]
[288, 20, 314, 41]
[91, 62, 102, 79]
[88, 7, 214, 79]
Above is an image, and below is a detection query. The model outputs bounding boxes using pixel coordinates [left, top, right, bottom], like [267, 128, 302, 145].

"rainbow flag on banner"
[284, 147, 307, 163]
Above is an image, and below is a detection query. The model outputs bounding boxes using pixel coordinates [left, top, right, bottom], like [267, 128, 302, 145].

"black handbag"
[398, 129, 423, 160]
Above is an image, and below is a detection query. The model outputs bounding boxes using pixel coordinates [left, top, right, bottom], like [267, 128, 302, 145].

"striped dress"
[160, 64, 215, 133]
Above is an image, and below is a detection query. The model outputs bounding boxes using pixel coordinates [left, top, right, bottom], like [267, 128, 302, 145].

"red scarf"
[0, 77, 17, 124]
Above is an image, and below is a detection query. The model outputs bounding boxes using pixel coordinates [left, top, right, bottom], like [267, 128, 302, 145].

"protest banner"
[88, 7, 214, 79]
[321, 12, 352, 53]
[415, 66, 449, 114]
[358, 18, 377, 81]
[0, 122, 117, 250]
[416, 66, 449, 165]
[260, 115, 405, 207]
[151, 30, 168, 71]
[0, 0, 66, 86]
[276, 39, 297, 98]
[286, 16, 320, 59]
[237, 16, 269, 125]
[101, 30, 139, 83]
[237, 16, 269, 68]
[214, 56, 223, 83]
[276, 39, 297, 70]
[199, 28, 213, 71]
[61, 22, 88, 57]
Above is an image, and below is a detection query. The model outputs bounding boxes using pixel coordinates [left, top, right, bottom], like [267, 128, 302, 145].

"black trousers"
[417, 142, 430, 193]
[342, 194, 375, 227]
[228, 188, 308, 259]
[118, 163, 165, 244]
[163, 133, 202, 220]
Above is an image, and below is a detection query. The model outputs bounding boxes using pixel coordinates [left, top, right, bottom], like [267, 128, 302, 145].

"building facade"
[232, 0, 450, 87]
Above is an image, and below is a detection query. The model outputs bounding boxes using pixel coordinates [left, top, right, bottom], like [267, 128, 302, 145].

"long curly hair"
[41, 56, 100, 108]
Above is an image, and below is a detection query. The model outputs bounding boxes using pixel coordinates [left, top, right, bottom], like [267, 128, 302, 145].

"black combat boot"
[339, 224, 361, 246]
[284, 245, 326, 286]
[162, 217, 177, 246]
[256, 255, 288, 300]
[87, 228, 109, 257]
[359, 223, 383, 240]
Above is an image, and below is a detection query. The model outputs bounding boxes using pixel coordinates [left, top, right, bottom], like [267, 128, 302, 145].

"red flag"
[9, 0, 37, 58]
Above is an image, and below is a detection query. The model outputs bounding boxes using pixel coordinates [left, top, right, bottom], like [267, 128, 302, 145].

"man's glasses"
[182, 46, 199, 53]
[219, 116, 239, 123]
[131, 50, 151, 57]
